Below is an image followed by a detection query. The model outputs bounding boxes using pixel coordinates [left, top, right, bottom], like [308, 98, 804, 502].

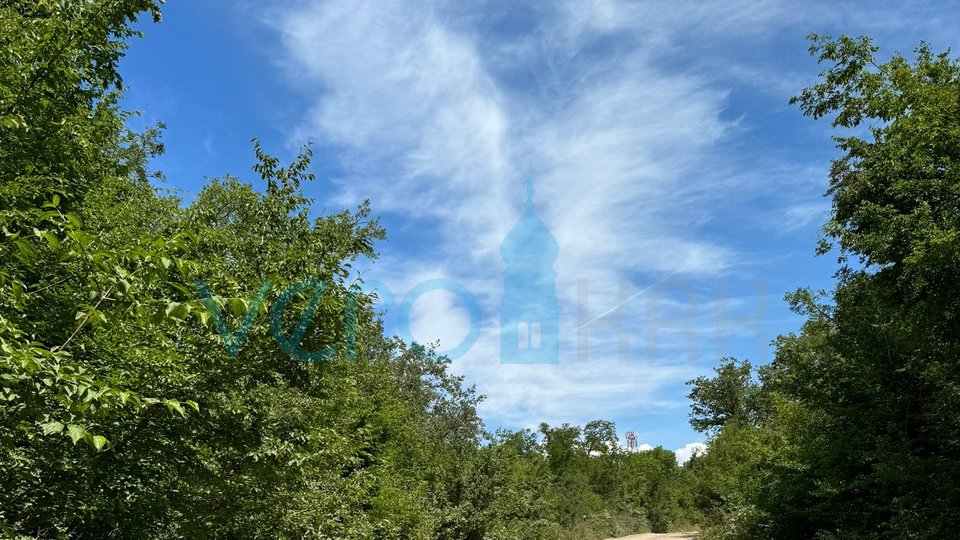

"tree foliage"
[690, 34, 960, 539]
[687, 358, 764, 434]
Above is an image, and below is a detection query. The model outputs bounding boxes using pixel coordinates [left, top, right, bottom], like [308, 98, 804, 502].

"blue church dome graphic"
[499, 179, 560, 364]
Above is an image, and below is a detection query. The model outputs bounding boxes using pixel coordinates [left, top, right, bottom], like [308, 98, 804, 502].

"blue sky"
[121, 0, 959, 460]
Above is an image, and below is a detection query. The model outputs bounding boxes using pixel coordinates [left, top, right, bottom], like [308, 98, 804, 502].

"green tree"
[783, 34, 960, 538]
[0, 2, 494, 537]
[583, 419, 618, 455]
[687, 358, 763, 433]
[695, 34, 960, 539]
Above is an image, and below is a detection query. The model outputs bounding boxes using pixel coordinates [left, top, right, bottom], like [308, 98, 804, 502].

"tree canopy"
[687, 34, 960, 539]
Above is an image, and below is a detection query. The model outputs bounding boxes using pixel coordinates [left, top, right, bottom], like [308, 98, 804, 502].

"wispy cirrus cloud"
[257, 0, 782, 441]
[255, 0, 960, 448]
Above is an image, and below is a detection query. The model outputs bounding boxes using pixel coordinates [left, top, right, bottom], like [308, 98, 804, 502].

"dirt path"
[604, 533, 697, 540]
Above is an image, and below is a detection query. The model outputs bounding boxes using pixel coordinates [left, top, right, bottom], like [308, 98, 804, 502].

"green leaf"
[170, 282, 192, 296]
[165, 301, 181, 318]
[41, 231, 61, 250]
[64, 213, 82, 228]
[165, 399, 186, 418]
[40, 421, 64, 435]
[229, 298, 248, 317]
[66, 424, 86, 445]
[14, 239, 38, 264]
[88, 434, 108, 452]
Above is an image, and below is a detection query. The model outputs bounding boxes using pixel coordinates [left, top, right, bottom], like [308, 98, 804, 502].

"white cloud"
[782, 202, 830, 233]
[674, 441, 708, 465]
[270, 0, 512, 237]
[628, 442, 655, 453]
[627, 441, 705, 463]
[255, 0, 960, 442]
[258, 0, 770, 435]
